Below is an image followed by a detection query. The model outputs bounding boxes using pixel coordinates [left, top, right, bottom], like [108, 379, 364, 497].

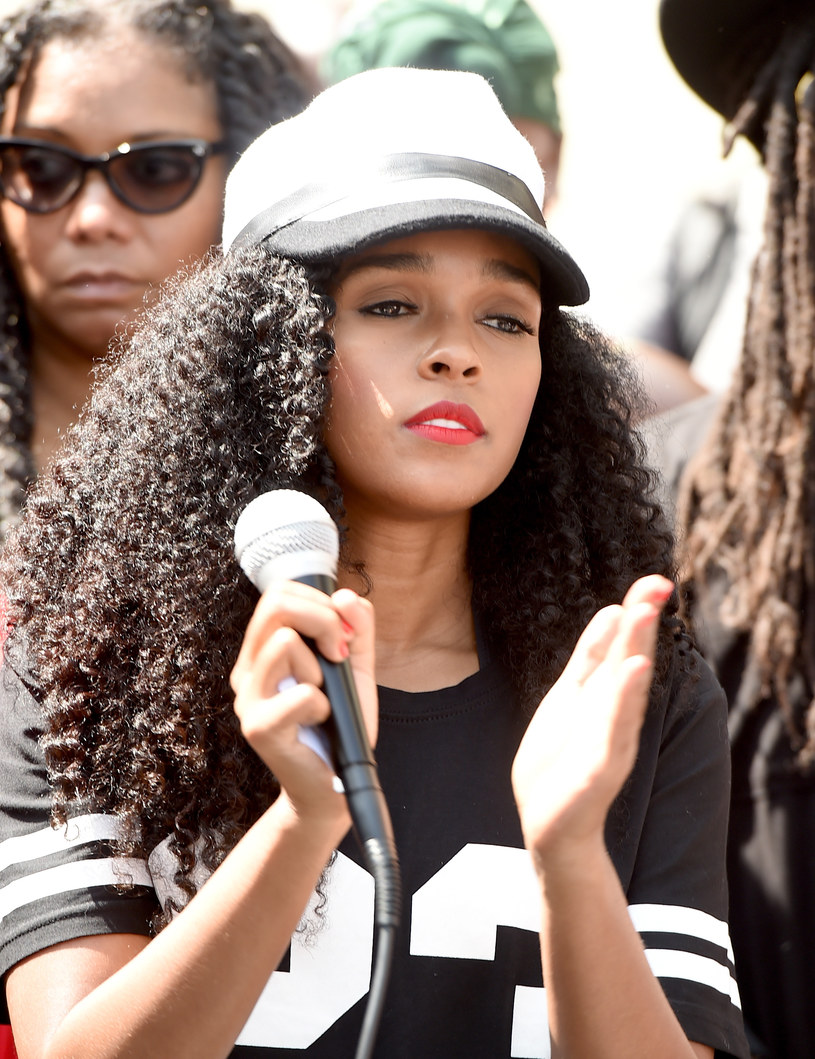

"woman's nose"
[63, 171, 134, 243]
[418, 319, 482, 379]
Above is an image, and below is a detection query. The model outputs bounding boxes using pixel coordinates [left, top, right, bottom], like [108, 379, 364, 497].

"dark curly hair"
[0, 244, 683, 922]
[677, 13, 815, 763]
[0, 0, 312, 544]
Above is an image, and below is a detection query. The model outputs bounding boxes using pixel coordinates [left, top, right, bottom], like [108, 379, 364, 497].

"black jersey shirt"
[0, 652, 748, 1057]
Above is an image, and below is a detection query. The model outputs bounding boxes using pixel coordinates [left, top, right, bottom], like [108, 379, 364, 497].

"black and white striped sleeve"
[0, 660, 158, 1017]
[621, 655, 748, 1056]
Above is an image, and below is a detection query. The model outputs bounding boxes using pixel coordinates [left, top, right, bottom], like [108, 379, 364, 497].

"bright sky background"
[0, 0, 759, 334]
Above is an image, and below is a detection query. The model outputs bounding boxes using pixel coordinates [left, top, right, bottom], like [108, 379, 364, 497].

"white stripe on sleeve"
[0, 857, 152, 923]
[0, 813, 122, 873]
[628, 902, 734, 961]
[644, 947, 742, 1009]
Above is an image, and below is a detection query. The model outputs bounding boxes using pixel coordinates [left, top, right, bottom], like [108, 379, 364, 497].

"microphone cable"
[234, 489, 401, 1059]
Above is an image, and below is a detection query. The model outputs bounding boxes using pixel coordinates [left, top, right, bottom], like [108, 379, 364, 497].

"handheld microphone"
[233, 489, 400, 928]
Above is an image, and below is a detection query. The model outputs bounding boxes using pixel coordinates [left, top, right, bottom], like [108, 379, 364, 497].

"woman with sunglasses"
[0, 0, 311, 545]
[0, 68, 748, 1058]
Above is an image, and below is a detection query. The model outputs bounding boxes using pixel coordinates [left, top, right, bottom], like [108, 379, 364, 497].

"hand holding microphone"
[230, 576, 374, 822]
[232, 490, 400, 929]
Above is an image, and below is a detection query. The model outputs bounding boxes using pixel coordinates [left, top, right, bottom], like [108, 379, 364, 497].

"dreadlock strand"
[723, 45, 784, 155]
[792, 69, 815, 390]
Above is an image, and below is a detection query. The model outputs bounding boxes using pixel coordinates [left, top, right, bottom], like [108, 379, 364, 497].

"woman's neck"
[337, 507, 478, 692]
[30, 337, 98, 475]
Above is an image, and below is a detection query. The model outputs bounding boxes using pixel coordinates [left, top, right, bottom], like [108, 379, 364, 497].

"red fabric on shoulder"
[0, 1026, 18, 1058]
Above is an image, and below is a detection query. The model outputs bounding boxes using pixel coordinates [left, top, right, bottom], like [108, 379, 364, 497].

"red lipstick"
[403, 401, 485, 446]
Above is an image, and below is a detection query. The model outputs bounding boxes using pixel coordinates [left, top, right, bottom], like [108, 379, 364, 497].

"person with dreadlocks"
[0, 67, 748, 1057]
[0, 0, 311, 547]
[650, 2, 815, 1055]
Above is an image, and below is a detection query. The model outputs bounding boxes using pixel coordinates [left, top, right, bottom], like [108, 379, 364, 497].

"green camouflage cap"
[323, 0, 561, 134]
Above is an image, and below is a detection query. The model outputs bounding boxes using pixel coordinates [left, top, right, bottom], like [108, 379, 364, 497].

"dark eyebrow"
[483, 258, 541, 294]
[336, 249, 540, 295]
[335, 251, 432, 283]
[9, 125, 206, 143]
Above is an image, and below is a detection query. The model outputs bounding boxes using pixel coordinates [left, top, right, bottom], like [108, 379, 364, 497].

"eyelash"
[485, 314, 536, 336]
[361, 301, 535, 335]
[362, 300, 413, 317]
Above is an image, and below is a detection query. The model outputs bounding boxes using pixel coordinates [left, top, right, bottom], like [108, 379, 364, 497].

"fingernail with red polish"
[341, 619, 354, 636]
[339, 641, 350, 659]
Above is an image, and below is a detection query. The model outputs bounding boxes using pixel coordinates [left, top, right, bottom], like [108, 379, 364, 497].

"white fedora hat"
[222, 66, 588, 307]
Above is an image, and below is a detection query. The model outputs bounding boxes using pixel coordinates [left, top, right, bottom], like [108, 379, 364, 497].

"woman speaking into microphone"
[0, 68, 747, 1058]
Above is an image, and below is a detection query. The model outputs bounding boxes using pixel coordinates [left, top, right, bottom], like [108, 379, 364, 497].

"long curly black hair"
[0, 0, 312, 544]
[0, 244, 682, 922]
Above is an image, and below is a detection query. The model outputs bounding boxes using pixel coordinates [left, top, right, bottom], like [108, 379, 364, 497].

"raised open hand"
[512, 575, 674, 869]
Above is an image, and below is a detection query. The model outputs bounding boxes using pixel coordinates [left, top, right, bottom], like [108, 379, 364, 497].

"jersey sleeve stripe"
[0, 857, 152, 923]
[628, 902, 734, 961]
[643, 947, 742, 1009]
[0, 813, 122, 873]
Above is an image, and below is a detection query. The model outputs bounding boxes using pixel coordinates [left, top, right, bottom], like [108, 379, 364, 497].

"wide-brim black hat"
[659, 0, 808, 141]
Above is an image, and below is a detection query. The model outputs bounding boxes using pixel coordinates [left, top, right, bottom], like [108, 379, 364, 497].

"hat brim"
[660, 0, 805, 141]
[251, 198, 589, 308]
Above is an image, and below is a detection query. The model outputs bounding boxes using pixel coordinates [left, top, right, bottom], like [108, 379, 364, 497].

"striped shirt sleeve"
[0, 659, 157, 1019]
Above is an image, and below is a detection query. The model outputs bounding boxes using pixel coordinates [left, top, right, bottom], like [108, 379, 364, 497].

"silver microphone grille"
[234, 490, 339, 591]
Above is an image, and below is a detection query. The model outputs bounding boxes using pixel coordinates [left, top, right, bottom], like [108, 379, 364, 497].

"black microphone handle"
[297, 574, 398, 883]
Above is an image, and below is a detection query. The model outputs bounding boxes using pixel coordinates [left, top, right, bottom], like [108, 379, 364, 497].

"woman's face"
[0, 30, 227, 360]
[325, 228, 543, 520]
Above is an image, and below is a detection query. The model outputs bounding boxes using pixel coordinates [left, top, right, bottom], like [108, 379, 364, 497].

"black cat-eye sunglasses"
[0, 137, 225, 215]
